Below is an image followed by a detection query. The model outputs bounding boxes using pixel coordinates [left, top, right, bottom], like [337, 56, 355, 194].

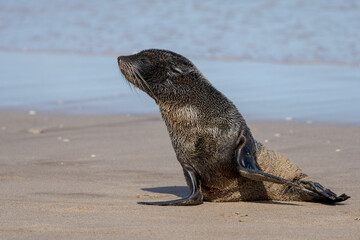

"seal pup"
[117, 49, 350, 205]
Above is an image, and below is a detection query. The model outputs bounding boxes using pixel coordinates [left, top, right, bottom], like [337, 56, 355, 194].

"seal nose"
[118, 56, 129, 65]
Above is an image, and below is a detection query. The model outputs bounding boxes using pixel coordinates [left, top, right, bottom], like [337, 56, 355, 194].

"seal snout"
[117, 56, 126, 65]
[117, 56, 129, 71]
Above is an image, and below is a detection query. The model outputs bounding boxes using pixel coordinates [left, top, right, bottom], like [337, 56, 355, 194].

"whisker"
[133, 67, 159, 102]
[120, 61, 159, 102]
[122, 63, 138, 94]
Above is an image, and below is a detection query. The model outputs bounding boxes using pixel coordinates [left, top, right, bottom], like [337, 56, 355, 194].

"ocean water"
[0, 0, 359, 123]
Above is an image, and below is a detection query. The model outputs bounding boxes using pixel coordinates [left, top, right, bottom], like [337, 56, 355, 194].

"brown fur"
[117, 49, 348, 203]
[205, 142, 316, 202]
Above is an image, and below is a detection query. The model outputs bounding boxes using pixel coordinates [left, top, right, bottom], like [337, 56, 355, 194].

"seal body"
[117, 49, 349, 204]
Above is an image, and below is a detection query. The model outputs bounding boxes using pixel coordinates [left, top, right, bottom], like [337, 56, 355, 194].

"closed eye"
[140, 58, 148, 64]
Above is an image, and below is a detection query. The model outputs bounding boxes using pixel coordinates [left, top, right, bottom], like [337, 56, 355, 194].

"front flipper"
[138, 164, 203, 206]
[235, 133, 300, 188]
[299, 180, 350, 202]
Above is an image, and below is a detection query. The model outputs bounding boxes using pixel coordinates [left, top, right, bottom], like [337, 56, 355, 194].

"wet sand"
[1, 112, 359, 240]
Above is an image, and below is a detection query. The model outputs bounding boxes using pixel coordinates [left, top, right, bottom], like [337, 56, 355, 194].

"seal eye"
[140, 58, 148, 64]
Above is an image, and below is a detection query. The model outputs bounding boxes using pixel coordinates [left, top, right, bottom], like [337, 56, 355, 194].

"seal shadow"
[141, 186, 190, 198]
[253, 200, 300, 206]
[141, 186, 300, 206]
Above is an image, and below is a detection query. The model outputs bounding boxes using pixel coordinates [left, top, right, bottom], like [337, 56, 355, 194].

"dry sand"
[0, 111, 359, 240]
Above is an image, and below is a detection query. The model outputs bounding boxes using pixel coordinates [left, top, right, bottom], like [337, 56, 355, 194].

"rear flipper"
[235, 132, 350, 203]
[299, 180, 350, 202]
[235, 133, 301, 188]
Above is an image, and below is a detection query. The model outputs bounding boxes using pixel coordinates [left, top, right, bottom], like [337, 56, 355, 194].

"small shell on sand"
[62, 138, 70, 142]
[90, 154, 96, 158]
[335, 149, 341, 152]
[28, 110, 37, 115]
[27, 128, 43, 134]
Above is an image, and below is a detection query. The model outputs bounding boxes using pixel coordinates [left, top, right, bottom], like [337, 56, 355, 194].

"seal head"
[118, 49, 209, 104]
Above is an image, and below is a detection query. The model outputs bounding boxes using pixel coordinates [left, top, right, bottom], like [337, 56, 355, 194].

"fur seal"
[117, 49, 350, 205]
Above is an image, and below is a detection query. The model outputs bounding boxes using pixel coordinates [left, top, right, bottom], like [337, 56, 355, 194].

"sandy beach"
[1, 1, 359, 239]
[0, 111, 359, 239]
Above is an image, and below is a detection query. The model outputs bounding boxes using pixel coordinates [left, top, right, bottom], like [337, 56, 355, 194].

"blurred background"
[0, 0, 359, 123]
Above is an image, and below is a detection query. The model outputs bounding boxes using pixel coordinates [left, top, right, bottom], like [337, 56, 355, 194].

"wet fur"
[118, 49, 347, 202]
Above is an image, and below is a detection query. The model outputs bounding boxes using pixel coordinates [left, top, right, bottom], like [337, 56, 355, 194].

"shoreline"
[2, 50, 360, 125]
[2, 109, 360, 127]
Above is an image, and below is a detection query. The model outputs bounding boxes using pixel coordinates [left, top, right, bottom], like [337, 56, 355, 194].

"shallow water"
[0, 1, 359, 123]
[0, 0, 359, 65]
[1, 51, 359, 124]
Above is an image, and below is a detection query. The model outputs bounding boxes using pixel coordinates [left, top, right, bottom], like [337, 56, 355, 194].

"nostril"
[117, 56, 121, 63]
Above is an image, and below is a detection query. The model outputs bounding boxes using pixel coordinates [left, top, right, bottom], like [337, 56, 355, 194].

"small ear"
[172, 66, 183, 74]
[174, 67, 183, 73]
